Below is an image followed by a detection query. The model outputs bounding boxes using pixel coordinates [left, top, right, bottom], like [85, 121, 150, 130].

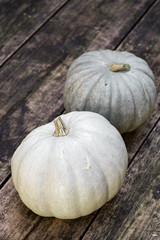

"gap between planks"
[0, 0, 159, 194]
[0, 0, 159, 238]
[0, 0, 157, 188]
[0, 0, 158, 188]
[0, 0, 71, 68]
[0, 0, 157, 126]
[23, 0, 160, 237]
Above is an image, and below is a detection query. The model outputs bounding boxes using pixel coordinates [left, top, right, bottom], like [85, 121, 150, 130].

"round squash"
[11, 111, 128, 219]
[64, 50, 157, 134]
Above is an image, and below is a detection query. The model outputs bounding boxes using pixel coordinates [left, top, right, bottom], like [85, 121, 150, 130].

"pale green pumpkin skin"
[11, 111, 128, 219]
[64, 50, 157, 134]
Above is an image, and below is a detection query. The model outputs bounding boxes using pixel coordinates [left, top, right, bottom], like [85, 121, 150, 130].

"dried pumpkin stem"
[53, 117, 69, 137]
[109, 63, 130, 72]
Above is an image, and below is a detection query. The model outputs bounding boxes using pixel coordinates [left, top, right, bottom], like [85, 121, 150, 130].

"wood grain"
[18, 2, 160, 238]
[0, 0, 157, 185]
[0, 62, 67, 185]
[0, 0, 154, 120]
[121, 0, 160, 160]
[0, 1, 159, 239]
[0, 179, 40, 240]
[83, 120, 160, 240]
[1, 120, 159, 240]
[0, 177, 97, 240]
[0, 0, 69, 66]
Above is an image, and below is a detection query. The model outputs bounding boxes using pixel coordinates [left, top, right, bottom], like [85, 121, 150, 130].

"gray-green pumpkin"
[64, 50, 157, 134]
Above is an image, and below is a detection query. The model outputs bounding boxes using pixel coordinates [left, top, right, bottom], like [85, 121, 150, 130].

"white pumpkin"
[64, 50, 157, 134]
[11, 111, 128, 219]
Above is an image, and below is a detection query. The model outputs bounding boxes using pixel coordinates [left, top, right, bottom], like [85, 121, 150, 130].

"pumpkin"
[11, 111, 128, 219]
[64, 50, 157, 134]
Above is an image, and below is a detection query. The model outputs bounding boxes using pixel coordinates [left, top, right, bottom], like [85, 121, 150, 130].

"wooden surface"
[0, 0, 159, 239]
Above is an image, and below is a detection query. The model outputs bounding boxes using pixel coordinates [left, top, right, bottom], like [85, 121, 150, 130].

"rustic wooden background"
[0, 0, 160, 239]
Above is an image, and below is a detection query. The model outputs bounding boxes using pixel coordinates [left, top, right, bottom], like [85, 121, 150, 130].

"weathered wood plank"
[0, 0, 155, 183]
[83, 120, 160, 240]
[0, 179, 40, 240]
[0, 0, 155, 120]
[0, 0, 69, 66]
[120, 0, 160, 160]
[0, 179, 96, 240]
[0, 63, 67, 185]
[0, 0, 158, 185]
[0, 0, 158, 184]
[1, 120, 159, 240]
[0, 1, 159, 239]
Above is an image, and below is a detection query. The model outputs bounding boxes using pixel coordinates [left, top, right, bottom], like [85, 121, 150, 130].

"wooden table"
[0, 0, 160, 239]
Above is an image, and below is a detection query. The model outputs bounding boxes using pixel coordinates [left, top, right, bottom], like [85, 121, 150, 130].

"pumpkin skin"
[64, 50, 157, 134]
[11, 111, 128, 219]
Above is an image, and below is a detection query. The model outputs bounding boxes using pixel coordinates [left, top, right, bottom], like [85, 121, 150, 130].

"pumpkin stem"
[109, 63, 130, 72]
[53, 117, 69, 137]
